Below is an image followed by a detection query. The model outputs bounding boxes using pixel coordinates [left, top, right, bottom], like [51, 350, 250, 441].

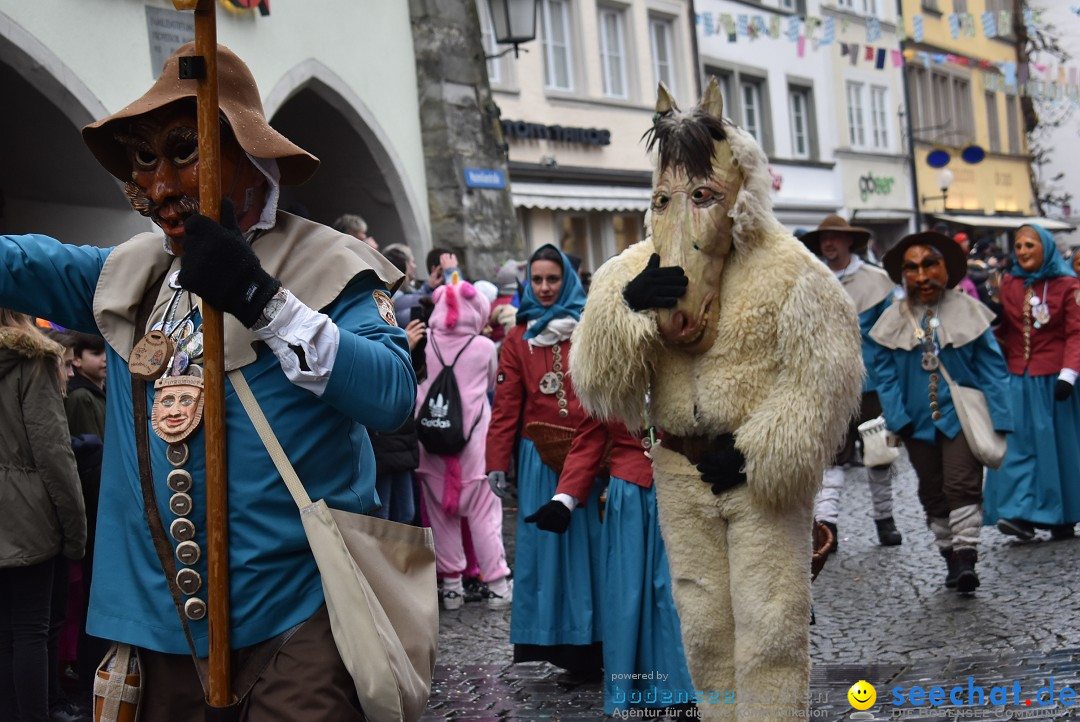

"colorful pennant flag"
[948, 13, 960, 39]
[867, 16, 882, 43]
[821, 16, 835, 46]
[913, 14, 924, 42]
[981, 11, 997, 38]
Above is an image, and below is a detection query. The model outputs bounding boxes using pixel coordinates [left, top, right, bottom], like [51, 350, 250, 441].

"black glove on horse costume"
[698, 433, 747, 495]
[524, 500, 573, 534]
[623, 253, 688, 311]
[179, 199, 282, 328]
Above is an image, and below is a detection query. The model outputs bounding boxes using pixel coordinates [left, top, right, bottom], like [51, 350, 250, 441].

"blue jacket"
[0, 224, 415, 655]
[867, 290, 1013, 444]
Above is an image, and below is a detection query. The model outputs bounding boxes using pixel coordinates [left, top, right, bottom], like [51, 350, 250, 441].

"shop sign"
[858, 172, 896, 202]
[502, 120, 611, 146]
[464, 168, 507, 189]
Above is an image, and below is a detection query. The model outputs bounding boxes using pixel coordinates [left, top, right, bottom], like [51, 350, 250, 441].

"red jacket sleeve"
[486, 330, 525, 472]
[556, 416, 609, 504]
[1063, 277, 1080, 373]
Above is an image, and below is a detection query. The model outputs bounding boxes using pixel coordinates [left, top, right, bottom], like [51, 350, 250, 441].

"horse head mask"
[645, 77, 743, 355]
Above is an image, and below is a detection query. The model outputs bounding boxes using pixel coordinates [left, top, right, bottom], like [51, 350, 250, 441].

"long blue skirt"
[984, 372, 1080, 526]
[510, 439, 604, 646]
[602, 478, 694, 714]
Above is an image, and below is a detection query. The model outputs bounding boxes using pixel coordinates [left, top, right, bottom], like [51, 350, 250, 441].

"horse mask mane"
[643, 78, 744, 355]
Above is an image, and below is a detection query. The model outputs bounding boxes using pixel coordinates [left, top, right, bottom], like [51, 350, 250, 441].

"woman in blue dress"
[485, 245, 605, 675]
[984, 224, 1080, 540]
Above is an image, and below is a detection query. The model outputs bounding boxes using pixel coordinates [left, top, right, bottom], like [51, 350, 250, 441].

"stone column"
[409, 0, 522, 281]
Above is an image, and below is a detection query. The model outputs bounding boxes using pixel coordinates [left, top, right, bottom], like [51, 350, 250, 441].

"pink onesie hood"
[428, 281, 491, 336]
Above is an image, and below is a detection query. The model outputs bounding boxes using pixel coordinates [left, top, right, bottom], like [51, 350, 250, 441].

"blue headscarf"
[1009, 224, 1076, 286]
[516, 244, 587, 340]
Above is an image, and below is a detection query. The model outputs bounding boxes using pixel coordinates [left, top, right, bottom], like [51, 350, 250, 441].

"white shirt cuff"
[553, 493, 578, 512]
[252, 290, 339, 396]
[1059, 368, 1078, 386]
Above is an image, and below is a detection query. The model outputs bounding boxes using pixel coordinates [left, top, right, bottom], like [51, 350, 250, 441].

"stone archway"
[265, 61, 429, 253]
[0, 21, 148, 244]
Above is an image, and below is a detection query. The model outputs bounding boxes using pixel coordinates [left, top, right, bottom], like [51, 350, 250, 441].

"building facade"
[480, 0, 697, 274]
[826, 0, 917, 253]
[695, 0, 842, 233]
[899, 0, 1050, 240]
[0, 0, 431, 254]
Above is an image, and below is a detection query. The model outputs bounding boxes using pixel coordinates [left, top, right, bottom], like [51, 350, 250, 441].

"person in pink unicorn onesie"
[416, 279, 513, 611]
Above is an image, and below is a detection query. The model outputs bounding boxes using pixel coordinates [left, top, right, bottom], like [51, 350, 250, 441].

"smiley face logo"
[847, 680, 876, 710]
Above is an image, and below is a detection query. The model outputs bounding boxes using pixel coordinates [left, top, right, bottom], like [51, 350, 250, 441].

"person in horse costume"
[570, 79, 863, 718]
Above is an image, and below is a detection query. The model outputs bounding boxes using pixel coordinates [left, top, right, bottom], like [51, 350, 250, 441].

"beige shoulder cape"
[843, 263, 894, 316]
[93, 212, 403, 371]
[869, 289, 995, 351]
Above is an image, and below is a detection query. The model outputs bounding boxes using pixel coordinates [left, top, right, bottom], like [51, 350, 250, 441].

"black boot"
[940, 548, 958, 588]
[875, 517, 903, 546]
[1051, 524, 1076, 541]
[996, 518, 1035, 541]
[821, 521, 838, 554]
[953, 548, 980, 594]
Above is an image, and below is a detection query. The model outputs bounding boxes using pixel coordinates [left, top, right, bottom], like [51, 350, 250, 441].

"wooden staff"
[172, 0, 232, 709]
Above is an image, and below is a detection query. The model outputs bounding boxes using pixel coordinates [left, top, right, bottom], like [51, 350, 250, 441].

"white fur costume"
[570, 102, 862, 718]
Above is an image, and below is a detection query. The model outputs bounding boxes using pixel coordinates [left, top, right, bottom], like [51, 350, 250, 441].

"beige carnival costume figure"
[570, 80, 863, 718]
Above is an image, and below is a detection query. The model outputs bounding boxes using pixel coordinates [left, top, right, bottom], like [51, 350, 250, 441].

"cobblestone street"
[425, 449, 1080, 720]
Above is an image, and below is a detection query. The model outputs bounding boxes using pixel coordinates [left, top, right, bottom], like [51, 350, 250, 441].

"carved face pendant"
[151, 375, 206, 444]
[921, 352, 940, 372]
[539, 371, 561, 395]
[130, 330, 175, 381]
[1033, 303, 1051, 327]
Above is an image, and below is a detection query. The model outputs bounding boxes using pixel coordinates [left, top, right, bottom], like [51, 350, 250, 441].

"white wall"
[0, 0, 431, 246]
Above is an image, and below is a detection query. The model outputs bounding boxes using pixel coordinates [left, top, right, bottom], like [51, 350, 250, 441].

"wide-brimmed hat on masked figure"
[799, 214, 872, 256]
[82, 42, 319, 186]
[882, 231, 968, 289]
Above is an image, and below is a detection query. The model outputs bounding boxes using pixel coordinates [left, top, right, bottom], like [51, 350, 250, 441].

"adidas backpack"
[416, 334, 480, 456]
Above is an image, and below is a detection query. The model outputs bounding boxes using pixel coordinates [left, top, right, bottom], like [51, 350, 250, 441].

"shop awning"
[931, 213, 1076, 231]
[511, 182, 651, 212]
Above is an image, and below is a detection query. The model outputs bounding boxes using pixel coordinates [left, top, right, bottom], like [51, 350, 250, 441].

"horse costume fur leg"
[570, 79, 862, 718]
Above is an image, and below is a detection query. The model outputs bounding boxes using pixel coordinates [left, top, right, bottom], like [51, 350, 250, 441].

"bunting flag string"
[689, 9, 1079, 105]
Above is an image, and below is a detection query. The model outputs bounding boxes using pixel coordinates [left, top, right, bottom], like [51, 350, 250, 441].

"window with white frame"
[985, 92, 1001, 153]
[837, 0, 855, 8]
[541, 0, 574, 91]
[706, 66, 770, 150]
[863, 0, 878, 14]
[476, 0, 501, 85]
[779, 0, 795, 10]
[870, 86, 889, 150]
[649, 16, 676, 97]
[847, 82, 866, 147]
[741, 80, 763, 142]
[953, 0, 968, 12]
[598, 6, 628, 99]
[789, 87, 811, 159]
[907, 66, 975, 144]
[1005, 93, 1020, 154]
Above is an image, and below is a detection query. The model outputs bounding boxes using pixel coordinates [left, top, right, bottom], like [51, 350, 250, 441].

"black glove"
[524, 500, 573, 534]
[697, 433, 747, 496]
[895, 423, 915, 439]
[622, 253, 688, 312]
[179, 199, 282, 328]
[1055, 380, 1075, 401]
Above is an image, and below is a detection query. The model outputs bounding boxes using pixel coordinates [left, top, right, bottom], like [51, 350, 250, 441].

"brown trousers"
[904, 430, 983, 519]
[137, 605, 364, 721]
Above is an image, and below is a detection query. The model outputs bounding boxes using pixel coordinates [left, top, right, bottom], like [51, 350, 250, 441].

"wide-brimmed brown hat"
[82, 42, 318, 186]
[800, 214, 872, 256]
[883, 231, 968, 289]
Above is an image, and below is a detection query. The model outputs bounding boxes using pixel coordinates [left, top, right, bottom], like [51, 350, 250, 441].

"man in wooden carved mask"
[0, 42, 418, 719]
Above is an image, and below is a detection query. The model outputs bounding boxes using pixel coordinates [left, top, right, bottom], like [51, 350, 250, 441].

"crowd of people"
[798, 217, 1079, 596]
[3, 38, 1080, 722]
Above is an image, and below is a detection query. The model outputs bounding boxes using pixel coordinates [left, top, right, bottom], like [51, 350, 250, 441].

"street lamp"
[486, 0, 539, 59]
[921, 168, 954, 209]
